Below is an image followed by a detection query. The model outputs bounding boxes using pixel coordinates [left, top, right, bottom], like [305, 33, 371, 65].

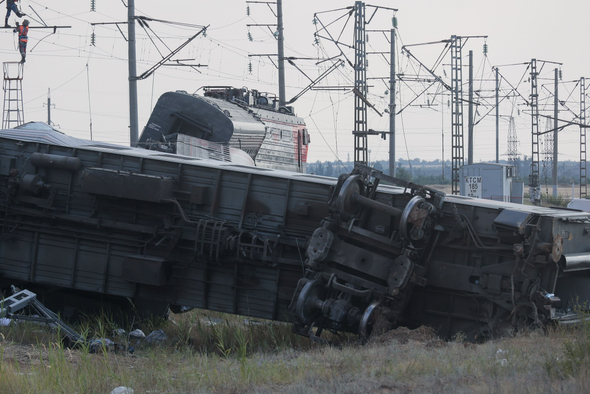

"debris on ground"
[495, 348, 509, 366]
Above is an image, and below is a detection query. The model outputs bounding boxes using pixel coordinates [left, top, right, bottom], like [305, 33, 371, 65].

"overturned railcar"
[1, 122, 590, 340]
[0, 123, 325, 322]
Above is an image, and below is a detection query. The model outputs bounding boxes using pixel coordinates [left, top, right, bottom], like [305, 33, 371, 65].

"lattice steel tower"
[507, 116, 519, 177]
[581, 77, 587, 198]
[2, 62, 25, 129]
[542, 118, 554, 195]
[528, 59, 541, 204]
[353, 1, 369, 165]
[450, 35, 464, 195]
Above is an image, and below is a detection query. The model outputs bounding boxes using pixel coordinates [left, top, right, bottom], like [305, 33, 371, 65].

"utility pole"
[467, 50, 473, 165]
[46, 88, 54, 125]
[314, 3, 396, 166]
[128, 0, 139, 147]
[495, 67, 499, 163]
[529, 59, 540, 204]
[389, 22, 396, 177]
[553, 68, 558, 197]
[450, 35, 464, 195]
[277, 0, 286, 107]
[581, 77, 587, 199]
[247, 0, 287, 107]
[47, 89, 50, 125]
[402, 34, 484, 191]
[353, 1, 368, 165]
[441, 95, 445, 179]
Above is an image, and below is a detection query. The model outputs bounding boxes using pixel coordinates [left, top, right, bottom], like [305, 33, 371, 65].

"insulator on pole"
[247, 32, 253, 42]
[312, 17, 318, 25]
[248, 62, 253, 74]
[559, 69, 563, 80]
[392, 16, 397, 28]
[91, 32, 96, 46]
[90, 0, 96, 12]
[483, 43, 488, 55]
[246, 5, 250, 16]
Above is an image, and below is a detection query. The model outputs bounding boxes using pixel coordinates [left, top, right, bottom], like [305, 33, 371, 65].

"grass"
[2, 310, 590, 393]
[542, 193, 569, 207]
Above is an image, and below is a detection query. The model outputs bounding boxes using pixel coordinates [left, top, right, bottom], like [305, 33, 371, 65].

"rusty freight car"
[1, 122, 590, 341]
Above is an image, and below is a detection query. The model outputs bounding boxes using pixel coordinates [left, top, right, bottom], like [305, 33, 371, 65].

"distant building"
[460, 163, 524, 204]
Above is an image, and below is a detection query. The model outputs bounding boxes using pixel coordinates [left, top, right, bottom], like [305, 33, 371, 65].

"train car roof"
[0, 122, 334, 185]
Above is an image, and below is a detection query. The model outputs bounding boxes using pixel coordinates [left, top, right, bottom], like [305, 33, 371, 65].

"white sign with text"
[464, 176, 482, 198]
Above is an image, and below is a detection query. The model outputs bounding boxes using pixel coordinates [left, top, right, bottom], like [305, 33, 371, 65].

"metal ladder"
[2, 62, 25, 129]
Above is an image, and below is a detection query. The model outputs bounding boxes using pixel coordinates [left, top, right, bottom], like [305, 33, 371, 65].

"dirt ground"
[1, 342, 79, 368]
[370, 326, 439, 345]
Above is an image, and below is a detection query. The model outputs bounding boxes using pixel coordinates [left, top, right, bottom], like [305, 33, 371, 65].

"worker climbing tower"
[2, 62, 25, 129]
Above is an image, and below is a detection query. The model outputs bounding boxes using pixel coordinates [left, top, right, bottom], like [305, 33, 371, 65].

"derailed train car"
[1, 122, 590, 340]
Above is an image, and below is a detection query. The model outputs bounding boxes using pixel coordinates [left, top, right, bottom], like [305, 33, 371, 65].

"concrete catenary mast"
[128, 0, 138, 147]
[389, 22, 396, 177]
[552, 68, 558, 197]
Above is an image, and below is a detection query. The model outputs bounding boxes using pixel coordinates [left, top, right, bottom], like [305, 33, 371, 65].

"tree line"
[307, 157, 583, 186]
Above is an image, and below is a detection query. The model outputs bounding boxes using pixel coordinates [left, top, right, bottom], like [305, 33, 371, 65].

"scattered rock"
[145, 329, 167, 344]
[369, 384, 411, 394]
[113, 328, 126, 337]
[129, 329, 145, 340]
[204, 317, 224, 326]
[111, 386, 134, 394]
[89, 338, 114, 353]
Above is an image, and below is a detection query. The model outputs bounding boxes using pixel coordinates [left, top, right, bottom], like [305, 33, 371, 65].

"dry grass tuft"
[1, 311, 590, 393]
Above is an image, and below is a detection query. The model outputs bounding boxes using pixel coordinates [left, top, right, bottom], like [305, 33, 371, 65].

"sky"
[0, 0, 589, 168]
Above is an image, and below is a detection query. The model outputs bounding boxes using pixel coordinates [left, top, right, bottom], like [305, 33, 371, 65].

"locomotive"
[139, 87, 310, 172]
